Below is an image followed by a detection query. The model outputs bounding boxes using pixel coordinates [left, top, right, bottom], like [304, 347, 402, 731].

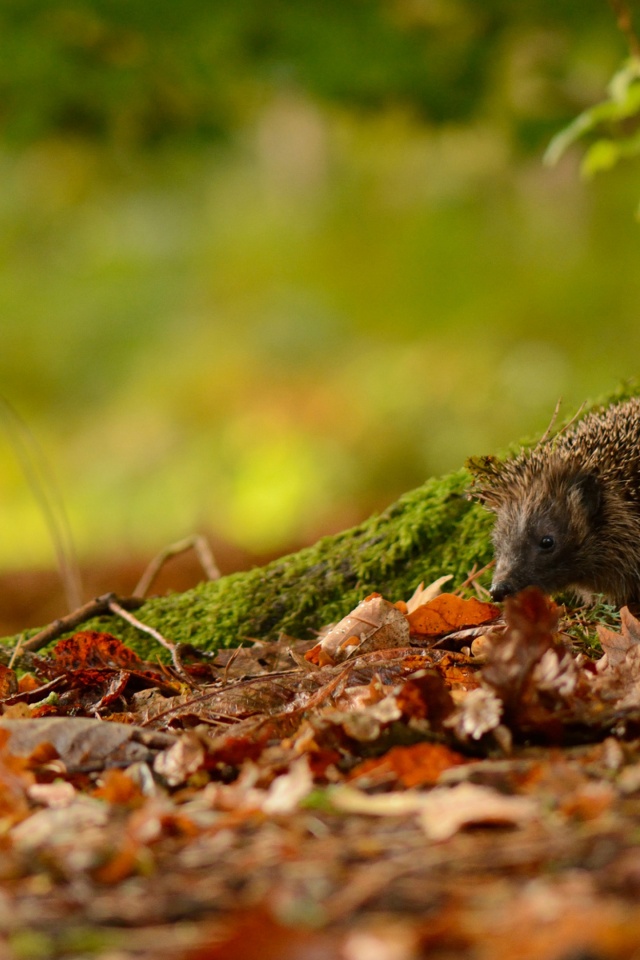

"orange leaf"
[93, 768, 144, 806]
[0, 664, 17, 698]
[407, 593, 500, 638]
[349, 742, 469, 788]
[17, 674, 41, 693]
[92, 840, 141, 885]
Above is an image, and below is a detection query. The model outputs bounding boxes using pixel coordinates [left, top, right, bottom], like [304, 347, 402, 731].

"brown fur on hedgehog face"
[488, 468, 603, 602]
[470, 398, 640, 607]
[468, 397, 640, 606]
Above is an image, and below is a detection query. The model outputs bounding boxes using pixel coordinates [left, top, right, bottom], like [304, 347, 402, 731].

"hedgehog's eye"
[539, 536, 555, 551]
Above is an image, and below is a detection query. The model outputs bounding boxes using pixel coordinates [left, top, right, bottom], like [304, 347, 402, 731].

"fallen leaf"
[597, 607, 640, 672]
[11, 796, 110, 870]
[91, 837, 141, 885]
[50, 631, 142, 670]
[405, 576, 454, 614]
[329, 784, 433, 817]
[0, 728, 34, 822]
[0, 717, 176, 771]
[0, 663, 18, 698]
[261, 757, 314, 814]
[27, 780, 76, 807]
[349, 742, 469, 788]
[407, 593, 500, 638]
[92, 768, 145, 806]
[182, 909, 342, 960]
[444, 686, 504, 742]
[416, 782, 538, 841]
[305, 595, 410, 666]
[153, 732, 206, 787]
[328, 782, 537, 841]
[480, 588, 561, 713]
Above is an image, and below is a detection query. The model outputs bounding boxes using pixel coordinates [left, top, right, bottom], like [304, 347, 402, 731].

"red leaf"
[51, 632, 141, 670]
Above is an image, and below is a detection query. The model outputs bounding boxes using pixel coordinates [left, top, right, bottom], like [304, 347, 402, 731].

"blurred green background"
[0, 0, 639, 584]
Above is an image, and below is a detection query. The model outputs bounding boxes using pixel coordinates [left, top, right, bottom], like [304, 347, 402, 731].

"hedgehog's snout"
[489, 580, 516, 603]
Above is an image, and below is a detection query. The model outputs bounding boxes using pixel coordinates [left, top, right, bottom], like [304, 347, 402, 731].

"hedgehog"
[469, 397, 640, 607]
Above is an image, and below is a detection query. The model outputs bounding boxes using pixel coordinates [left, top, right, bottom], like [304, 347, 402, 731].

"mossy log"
[2, 468, 494, 659]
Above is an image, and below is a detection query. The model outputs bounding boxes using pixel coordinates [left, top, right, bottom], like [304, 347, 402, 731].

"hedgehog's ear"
[569, 470, 601, 519]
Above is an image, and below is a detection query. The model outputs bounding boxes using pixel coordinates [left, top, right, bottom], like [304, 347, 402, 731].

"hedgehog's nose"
[490, 581, 515, 602]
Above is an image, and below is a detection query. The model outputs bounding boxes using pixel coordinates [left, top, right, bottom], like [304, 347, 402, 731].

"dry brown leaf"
[0, 663, 18, 698]
[597, 606, 640, 671]
[329, 782, 538, 841]
[416, 782, 538, 840]
[153, 732, 206, 787]
[0, 717, 176, 771]
[444, 686, 504, 742]
[305, 594, 410, 666]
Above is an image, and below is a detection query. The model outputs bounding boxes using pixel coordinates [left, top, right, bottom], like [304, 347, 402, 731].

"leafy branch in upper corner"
[544, 1, 640, 213]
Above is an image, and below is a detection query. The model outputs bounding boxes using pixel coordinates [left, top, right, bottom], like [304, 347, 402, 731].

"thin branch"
[133, 534, 221, 598]
[19, 593, 143, 654]
[453, 560, 495, 596]
[107, 599, 193, 683]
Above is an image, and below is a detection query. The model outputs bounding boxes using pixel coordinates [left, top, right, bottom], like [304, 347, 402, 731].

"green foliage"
[0, 0, 618, 147]
[545, 55, 640, 213]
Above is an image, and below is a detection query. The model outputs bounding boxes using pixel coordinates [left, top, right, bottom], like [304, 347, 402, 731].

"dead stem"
[454, 560, 494, 596]
[107, 598, 193, 683]
[133, 534, 221, 598]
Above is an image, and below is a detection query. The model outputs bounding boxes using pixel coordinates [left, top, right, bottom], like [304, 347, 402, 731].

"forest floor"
[1, 576, 640, 960]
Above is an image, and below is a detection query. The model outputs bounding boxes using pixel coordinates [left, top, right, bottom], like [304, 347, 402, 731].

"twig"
[107, 599, 193, 683]
[453, 560, 495, 595]
[133, 534, 221, 598]
[1, 675, 66, 706]
[608, 0, 640, 58]
[222, 643, 244, 685]
[19, 593, 142, 654]
[8, 634, 24, 669]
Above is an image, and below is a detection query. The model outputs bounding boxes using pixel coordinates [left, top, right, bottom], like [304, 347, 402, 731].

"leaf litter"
[4, 585, 640, 957]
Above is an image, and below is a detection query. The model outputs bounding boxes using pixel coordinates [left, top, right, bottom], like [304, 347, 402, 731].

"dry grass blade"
[0, 395, 82, 611]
